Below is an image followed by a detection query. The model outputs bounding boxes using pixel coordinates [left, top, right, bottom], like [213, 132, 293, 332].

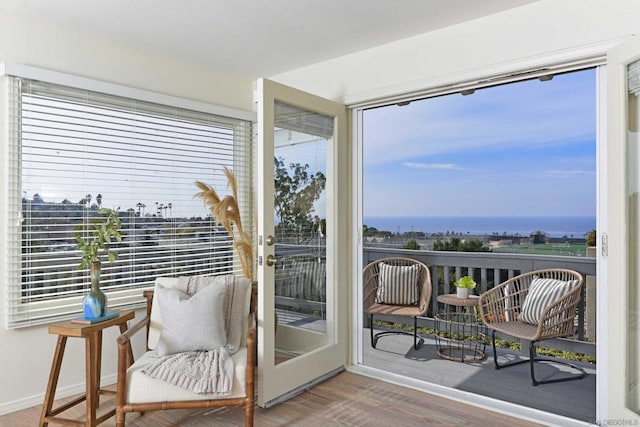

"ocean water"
[363, 216, 596, 238]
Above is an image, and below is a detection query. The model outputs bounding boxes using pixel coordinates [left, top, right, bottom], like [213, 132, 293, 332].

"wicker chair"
[363, 257, 431, 350]
[115, 276, 256, 426]
[478, 269, 585, 386]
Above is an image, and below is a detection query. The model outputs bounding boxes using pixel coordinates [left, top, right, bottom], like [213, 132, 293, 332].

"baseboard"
[0, 374, 117, 416]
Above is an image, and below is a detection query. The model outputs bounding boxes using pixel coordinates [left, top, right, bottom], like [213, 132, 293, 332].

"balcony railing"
[273, 244, 597, 356]
[364, 247, 596, 354]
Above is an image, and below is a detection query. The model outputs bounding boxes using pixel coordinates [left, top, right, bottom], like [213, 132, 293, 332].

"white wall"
[270, 0, 640, 104]
[0, 12, 253, 112]
[0, 12, 253, 415]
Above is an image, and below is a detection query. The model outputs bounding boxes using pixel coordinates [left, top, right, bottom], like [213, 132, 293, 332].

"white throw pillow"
[519, 276, 579, 325]
[155, 283, 228, 356]
[375, 262, 420, 305]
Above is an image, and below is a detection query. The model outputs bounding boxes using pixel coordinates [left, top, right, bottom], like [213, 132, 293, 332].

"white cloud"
[542, 169, 595, 177]
[363, 70, 595, 167]
[402, 162, 467, 170]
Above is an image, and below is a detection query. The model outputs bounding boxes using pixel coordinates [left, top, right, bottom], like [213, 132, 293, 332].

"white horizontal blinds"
[7, 76, 253, 327]
[274, 101, 334, 139]
[5, 78, 23, 329]
[629, 60, 640, 96]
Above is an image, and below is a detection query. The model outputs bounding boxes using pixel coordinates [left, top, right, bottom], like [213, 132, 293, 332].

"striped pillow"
[375, 263, 420, 305]
[519, 277, 579, 325]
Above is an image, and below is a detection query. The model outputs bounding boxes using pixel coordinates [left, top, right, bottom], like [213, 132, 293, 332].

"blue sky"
[363, 68, 596, 217]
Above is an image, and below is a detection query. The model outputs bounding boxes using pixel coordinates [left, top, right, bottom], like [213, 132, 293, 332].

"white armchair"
[115, 275, 256, 426]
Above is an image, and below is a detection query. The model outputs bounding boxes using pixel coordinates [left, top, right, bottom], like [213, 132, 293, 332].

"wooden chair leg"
[245, 402, 254, 427]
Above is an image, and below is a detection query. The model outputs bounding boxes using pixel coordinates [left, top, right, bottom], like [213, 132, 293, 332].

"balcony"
[275, 245, 596, 423]
[364, 247, 596, 422]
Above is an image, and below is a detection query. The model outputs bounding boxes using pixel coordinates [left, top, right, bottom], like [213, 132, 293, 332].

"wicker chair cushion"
[375, 262, 419, 305]
[519, 276, 579, 325]
[154, 284, 228, 356]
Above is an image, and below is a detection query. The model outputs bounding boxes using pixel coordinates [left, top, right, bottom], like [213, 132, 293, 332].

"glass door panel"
[273, 101, 330, 363]
[627, 59, 640, 414]
[605, 35, 640, 422]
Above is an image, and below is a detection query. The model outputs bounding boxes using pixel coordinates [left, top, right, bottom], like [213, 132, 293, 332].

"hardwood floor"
[1, 372, 540, 426]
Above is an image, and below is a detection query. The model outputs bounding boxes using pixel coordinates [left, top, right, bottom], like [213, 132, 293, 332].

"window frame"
[1, 63, 256, 328]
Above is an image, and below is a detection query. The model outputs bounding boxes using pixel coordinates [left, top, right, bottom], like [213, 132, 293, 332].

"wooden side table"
[435, 294, 487, 362]
[39, 310, 135, 427]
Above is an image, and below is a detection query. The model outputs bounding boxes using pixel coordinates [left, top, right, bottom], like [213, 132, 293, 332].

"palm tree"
[136, 202, 146, 216]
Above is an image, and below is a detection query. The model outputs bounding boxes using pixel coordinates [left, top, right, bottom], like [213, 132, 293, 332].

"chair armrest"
[479, 277, 527, 325]
[116, 314, 149, 408]
[536, 286, 582, 340]
[479, 283, 511, 325]
[117, 315, 149, 348]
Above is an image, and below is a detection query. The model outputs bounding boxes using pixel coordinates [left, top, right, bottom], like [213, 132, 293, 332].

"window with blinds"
[6, 76, 254, 328]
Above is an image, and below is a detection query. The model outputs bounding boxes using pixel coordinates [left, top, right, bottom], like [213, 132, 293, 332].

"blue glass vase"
[83, 262, 107, 319]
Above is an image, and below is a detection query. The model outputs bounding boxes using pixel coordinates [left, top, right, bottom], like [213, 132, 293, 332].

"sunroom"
[0, 1, 639, 426]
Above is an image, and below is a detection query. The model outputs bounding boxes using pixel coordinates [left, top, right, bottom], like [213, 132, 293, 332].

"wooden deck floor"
[0, 371, 541, 427]
[363, 328, 596, 423]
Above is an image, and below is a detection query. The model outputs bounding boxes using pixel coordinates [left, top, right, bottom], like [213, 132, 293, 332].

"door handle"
[266, 254, 277, 267]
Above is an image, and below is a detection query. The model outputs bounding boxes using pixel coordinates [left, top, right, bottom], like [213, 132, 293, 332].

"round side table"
[435, 294, 487, 362]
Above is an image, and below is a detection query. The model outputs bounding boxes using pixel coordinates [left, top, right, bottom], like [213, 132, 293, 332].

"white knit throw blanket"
[142, 348, 234, 395]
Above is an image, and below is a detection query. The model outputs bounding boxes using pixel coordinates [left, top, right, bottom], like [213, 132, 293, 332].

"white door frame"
[600, 35, 640, 422]
[349, 57, 612, 426]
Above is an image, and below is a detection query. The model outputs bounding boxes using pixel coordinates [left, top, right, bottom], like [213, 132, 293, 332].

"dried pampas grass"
[195, 167, 253, 281]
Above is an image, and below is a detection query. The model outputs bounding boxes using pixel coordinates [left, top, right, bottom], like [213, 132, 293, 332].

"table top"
[437, 294, 480, 307]
[48, 310, 135, 337]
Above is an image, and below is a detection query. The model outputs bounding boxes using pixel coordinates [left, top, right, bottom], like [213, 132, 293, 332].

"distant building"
[530, 231, 547, 244]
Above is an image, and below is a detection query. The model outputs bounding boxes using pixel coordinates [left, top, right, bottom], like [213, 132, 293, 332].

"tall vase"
[83, 261, 107, 319]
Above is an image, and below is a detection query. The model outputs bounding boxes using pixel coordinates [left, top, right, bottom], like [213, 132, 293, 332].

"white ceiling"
[3, 0, 539, 79]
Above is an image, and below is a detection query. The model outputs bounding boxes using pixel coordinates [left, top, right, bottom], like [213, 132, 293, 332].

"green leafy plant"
[454, 275, 477, 289]
[403, 239, 420, 250]
[75, 208, 123, 269]
[586, 229, 596, 247]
